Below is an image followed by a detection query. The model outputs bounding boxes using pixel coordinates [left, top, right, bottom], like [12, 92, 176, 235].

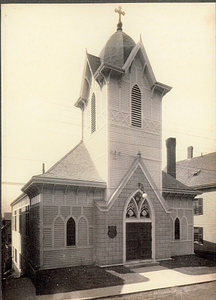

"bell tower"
[75, 7, 172, 201]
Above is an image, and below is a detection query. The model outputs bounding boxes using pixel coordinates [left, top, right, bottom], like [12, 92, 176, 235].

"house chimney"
[166, 137, 176, 178]
[187, 146, 193, 159]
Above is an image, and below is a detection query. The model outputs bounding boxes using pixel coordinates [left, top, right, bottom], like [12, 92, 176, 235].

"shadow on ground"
[2, 253, 216, 298]
[159, 253, 216, 275]
[35, 265, 148, 295]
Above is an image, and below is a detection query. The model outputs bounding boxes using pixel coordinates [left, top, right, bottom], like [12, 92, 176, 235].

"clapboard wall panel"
[66, 190, 76, 205]
[54, 189, 64, 205]
[60, 206, 70, 219]
[43, 248, 93, 269]
[43, 188, 52, 204]
[43, 228, 52, 248]
[43, 206, 58, 225]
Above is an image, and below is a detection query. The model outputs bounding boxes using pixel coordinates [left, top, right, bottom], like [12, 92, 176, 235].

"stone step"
[124, 260, 159, 268]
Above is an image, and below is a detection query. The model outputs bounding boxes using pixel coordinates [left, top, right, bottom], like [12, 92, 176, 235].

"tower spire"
[114, 6, 125, 31]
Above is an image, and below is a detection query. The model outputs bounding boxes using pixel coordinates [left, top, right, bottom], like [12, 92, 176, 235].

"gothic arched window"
[67, 217, 76, 246]
[174, 218, 180, 240]
[131, 85, 142, 128]
[91, 93, 96, 134]
[126, 191, 150, 219]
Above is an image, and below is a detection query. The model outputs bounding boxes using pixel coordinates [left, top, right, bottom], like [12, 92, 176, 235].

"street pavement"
[2, 262, 216, 300]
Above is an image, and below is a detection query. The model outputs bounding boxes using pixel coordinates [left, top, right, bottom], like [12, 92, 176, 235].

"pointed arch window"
[131, 85, 142, 128]
[126, 191, 150, 219]
[67, 217, 76, 246]
[174, 218, 180, 240]
[91, 93, 96, 134]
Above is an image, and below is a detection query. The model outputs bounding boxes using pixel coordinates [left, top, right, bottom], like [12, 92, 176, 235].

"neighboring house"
[11, 9, 200, 277]
[1, 213, 12, 273]
[176, 148, 216, 253]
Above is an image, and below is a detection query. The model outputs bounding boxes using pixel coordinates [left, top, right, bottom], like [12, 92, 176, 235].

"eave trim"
[21, 176, 106, 192]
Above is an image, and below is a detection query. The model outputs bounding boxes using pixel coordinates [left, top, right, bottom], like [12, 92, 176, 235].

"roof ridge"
[177, 151, 216, 164]
[46, 140, 83, 173]
[87, 53, 100, 59]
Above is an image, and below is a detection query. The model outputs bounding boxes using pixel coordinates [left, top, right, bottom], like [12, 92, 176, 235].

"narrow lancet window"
[91, 93, 96, 133]
[174, 218, 180, 240]
[67, 217, 76, 246]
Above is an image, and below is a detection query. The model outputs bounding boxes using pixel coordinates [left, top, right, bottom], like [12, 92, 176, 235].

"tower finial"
[114, 6, 125, 31]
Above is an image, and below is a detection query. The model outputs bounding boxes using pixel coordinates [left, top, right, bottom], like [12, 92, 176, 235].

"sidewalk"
[34, 266, 216, 300]
[2, 255, 216, 300]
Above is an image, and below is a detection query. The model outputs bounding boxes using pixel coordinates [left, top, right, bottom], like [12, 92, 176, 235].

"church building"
[11, 7, 200, 276]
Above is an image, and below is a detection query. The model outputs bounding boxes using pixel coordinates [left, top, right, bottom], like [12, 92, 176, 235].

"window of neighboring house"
[194, 227, 203, 244]
[193, 198, 203, 215]
[15, 249, 17, 263]
[25, 206, 30, 236]
[174, 218, 180, 240]
[19, 254, 22, 269]
[67, 217, 76, 246]
[131, 84, 142, 128]
[8, 233, 11, 243]
[19, 209, 22, 234]
[91, 93, 96, 134]
[14, 211, 17, 231]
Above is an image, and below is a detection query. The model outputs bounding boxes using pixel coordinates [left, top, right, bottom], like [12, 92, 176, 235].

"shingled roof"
[176, 152, 216, 189]
[87, 53, 101, 75]
[162, 171, 199, 195]
[36, 141, 105, 184]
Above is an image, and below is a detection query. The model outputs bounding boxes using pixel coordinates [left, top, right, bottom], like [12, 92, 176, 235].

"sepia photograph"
[2, 3, 216, 299]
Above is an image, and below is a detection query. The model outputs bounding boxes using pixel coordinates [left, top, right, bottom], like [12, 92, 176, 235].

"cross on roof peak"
[114, 6, 125, 31]
[115, 6, 125, 22]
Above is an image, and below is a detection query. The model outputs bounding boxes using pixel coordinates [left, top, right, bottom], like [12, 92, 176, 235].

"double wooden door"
[126, 222, 152, 261]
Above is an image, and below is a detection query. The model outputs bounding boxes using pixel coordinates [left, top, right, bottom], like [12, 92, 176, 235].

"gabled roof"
[176, 152, 216, 189]
[21, 141, 106, 195]
[87, 53, 101, 75]
[35, 141, 105, 184]
[95, 156, 170, 213]
[122, 39, 171, 95]
[162, 171, 201, 195]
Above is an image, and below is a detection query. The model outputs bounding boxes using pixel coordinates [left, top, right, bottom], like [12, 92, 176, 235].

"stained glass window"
[126, 199, 136, 218]
[126, 192, 150, 219]
[140, 200, 149, 218]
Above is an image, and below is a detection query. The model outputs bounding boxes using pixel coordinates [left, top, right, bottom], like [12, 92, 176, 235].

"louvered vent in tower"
[131, 85, 142, 128]
[91, 93, 96, 134]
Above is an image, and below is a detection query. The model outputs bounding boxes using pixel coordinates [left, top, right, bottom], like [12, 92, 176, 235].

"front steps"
[124, 259, 159, 268]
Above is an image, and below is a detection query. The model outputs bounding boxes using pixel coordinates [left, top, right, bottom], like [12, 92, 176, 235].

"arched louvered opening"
[91, 93, 96, 134]
[181, 217, 187, 240]
[78, 217, 88, 246]
[54, 217, 64, 248]
[131, 84, 142, 128]
[67, 217, 76, 246]
[174, 218, 180, 240]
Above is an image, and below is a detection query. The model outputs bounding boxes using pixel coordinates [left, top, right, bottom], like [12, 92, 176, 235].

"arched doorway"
[123, 190, 154, 262]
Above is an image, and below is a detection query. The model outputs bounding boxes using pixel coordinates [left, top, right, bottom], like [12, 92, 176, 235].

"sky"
[2, 3, 216, 214]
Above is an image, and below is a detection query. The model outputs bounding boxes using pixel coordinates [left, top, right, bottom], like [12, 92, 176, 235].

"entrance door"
[126, 223, 151, 261]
